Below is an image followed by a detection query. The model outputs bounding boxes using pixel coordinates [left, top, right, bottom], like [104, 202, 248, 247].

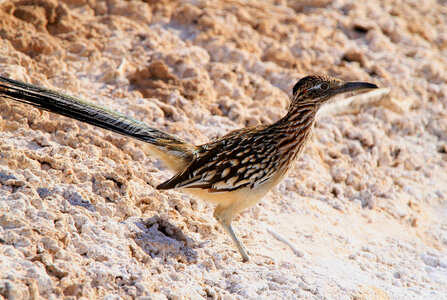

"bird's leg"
[214, 205, 250, 262]
[219, 220, 250, 262]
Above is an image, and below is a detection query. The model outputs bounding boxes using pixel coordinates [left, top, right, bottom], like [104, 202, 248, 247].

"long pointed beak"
[334, 81, 378, 95]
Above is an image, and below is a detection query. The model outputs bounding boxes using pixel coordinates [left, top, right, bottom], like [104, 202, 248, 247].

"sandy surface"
[0, 0, 446, 299]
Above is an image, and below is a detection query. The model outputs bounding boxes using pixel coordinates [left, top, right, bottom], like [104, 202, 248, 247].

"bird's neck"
[266, 104, 318, 172]
[274, 103, 318, 133]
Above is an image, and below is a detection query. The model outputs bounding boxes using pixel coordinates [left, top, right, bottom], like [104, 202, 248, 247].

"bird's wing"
[157, 127, 278, 192]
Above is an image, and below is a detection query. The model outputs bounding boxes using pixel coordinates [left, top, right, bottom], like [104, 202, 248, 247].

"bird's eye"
[320, 83, 329, 90]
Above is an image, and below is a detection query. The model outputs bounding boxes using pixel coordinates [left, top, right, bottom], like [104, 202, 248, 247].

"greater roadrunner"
[0, 75, 377, 261]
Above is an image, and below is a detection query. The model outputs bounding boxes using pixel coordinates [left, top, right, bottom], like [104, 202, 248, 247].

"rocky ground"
[0, 0, 446, 299]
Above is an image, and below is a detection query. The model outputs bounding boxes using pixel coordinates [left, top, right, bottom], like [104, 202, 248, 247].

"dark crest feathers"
[292, 75, 324, 95]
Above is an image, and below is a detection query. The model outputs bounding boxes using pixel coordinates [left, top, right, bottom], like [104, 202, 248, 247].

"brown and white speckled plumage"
[0, 74, 377, 262]
[158, 75, 339, 193]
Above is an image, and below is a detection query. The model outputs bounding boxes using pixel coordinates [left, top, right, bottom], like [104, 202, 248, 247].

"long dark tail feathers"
[0, 76, 197, 167]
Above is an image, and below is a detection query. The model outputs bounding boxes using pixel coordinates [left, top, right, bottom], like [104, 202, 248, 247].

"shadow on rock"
[132, 216, 198, 263]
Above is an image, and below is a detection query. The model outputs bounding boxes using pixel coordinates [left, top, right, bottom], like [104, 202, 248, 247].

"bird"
[0, 74, 378, 262]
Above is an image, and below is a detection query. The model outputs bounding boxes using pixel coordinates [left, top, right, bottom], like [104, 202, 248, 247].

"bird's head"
[292, 75, 378, 107]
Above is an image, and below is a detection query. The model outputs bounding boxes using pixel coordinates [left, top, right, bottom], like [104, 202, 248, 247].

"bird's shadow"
[37, 187, 96, 212]
[131, 216, 198, 263]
